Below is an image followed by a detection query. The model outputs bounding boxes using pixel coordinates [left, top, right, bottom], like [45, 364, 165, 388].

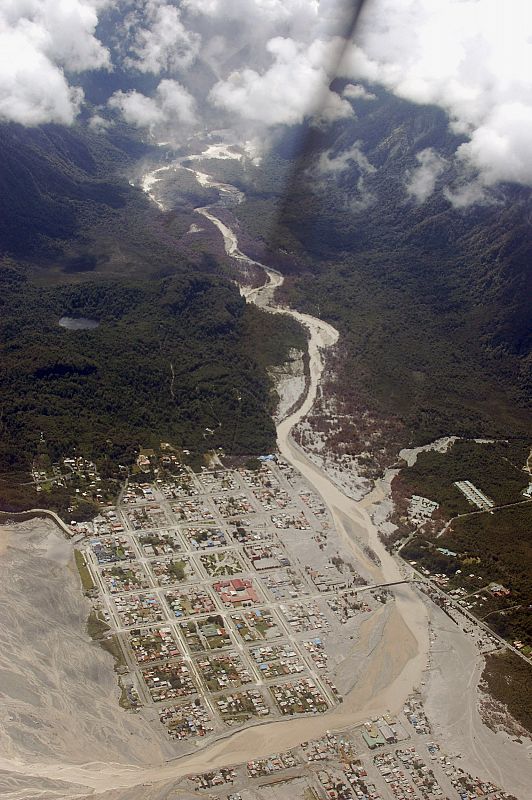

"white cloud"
[157, 78, 197, 124]
[406, 148, 446, 203]
[342, 83, 375, 102]
[348, 177, 375, 212]
[444, 179, 493, 209]
[209, 36, 353, 126]
[110, 90, 163, 128]
[0, 0, 110, 125]
[315, 141, 376, 211]
[184, 0, 318, 33]
[109, 79, 197, 132]
[1, 0, 531, 200]
[125, 1, 200, 74]
[183, 0, 321, 80]
[88, 112, 112, 133]
[318, 142, 375, 175]
[456, 101, 532, 187]
[0, 30, 82, 126]
[340, 0, 532, 190]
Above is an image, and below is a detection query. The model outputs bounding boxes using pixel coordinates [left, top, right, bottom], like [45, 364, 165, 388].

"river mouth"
[58, 316, 99, 330]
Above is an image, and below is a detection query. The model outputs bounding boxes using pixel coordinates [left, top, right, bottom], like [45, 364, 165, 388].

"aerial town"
[155, 717, 515, 800]
[52, 451, 518, 800]
[74, 454, 387, 739]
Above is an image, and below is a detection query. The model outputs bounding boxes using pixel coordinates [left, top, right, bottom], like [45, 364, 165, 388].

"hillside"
[0, 122, 305, 512]
[229, 89, 531, 454]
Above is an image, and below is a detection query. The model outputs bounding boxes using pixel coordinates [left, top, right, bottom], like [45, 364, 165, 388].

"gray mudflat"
[0, 520, 168, 777]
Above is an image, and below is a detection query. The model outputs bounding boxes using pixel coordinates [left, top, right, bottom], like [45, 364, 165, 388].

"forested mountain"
[0, 122, 304, 511]
[1, 84, 530, 513]
[232, 88, 532, 450]
[0, 123, 140, 257]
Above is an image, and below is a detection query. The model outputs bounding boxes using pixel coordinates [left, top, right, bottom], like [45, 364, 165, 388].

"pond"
[58, 316, 100, 330]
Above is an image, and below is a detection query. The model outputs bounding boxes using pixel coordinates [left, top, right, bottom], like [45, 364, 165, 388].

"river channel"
[137, 151, 430, 758]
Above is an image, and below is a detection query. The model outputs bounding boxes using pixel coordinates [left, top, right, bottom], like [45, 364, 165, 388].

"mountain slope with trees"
[230, 88, 531, 450]
[0, 121, 305, 511]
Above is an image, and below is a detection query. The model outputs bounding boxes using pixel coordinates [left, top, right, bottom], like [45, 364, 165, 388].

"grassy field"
[99, 635, 128, 671]
[87, 609, 110, 640]
[74, 549, 95, 593]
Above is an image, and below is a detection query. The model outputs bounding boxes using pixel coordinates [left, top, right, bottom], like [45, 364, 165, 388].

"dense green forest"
[0, 121, 220, 288]
[0, 121, 143, 258]
[481, 651, 532, 733]
[0, 266, 304, 510]
[0, 122, 306, 513]
[395, 440, 530, 517]
[396, 440, 531, 647]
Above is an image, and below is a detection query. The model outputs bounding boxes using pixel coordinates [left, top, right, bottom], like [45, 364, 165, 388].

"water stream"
[115, 150, 429, 777]
[144, 154, 427, 629]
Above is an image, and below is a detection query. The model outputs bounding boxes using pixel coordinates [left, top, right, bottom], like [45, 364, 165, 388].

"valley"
[0, 150, 529, 800]
[0, 5, 531, 800]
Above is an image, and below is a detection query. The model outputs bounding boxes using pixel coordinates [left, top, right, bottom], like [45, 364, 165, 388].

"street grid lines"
[83, 459, 391, 737]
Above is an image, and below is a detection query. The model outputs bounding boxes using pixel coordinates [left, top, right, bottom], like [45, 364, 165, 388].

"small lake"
[58, 316, 100, 330]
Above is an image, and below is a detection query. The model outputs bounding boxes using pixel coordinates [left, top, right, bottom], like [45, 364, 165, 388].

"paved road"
[404, 562, 532, 666]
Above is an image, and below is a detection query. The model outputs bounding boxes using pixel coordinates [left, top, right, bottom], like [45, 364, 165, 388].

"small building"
[378, 723, 397, 743]
[409, 495, 439, 520]
[489, 582, 510, 597]
[253, 557, 279, 571]
[454, 481, 494, 510]
[214, 578, 259, 606]
[361, 730, 386, 750]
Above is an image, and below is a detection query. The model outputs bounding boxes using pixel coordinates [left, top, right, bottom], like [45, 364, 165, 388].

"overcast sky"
[1, 0, 531, 196]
